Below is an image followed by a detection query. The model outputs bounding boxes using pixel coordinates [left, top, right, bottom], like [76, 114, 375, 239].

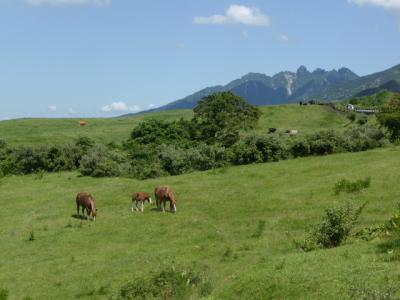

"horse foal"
[132, 192, 152, 213]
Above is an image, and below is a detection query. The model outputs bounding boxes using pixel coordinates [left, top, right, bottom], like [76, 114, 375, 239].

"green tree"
[377, 93, 400, 142]
[192, 92, 261, 145]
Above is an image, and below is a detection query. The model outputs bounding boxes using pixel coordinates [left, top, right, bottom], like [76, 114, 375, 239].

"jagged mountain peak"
[136, 64, 400, 114]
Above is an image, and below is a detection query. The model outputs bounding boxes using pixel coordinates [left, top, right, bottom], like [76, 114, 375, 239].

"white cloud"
[348, 0, 400, 13]
[48, 105, 57, 112]
[68, 108, 77, 114]
[148, 104, 156, 109]
[101, 102, 142, 113]
[101, 102, 129, 112]
[193, 5, 271, 26]
[26, 0, 110, 6]
[129, 105, 141, 112]
[278, 34, 289, 43]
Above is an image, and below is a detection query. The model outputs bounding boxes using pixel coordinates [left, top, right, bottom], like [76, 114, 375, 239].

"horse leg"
[162, 200, 166, 213]
[76, 203, 80, 216]
[135, 200, 139, 212]
[141, 201, 144, 213]
[131, 200, 135, 213]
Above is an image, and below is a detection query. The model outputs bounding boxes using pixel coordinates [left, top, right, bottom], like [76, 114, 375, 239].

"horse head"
[90, 197, 97, 220]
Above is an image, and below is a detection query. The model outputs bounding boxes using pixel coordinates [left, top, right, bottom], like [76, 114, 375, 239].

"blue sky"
[0, 0, 399, 119]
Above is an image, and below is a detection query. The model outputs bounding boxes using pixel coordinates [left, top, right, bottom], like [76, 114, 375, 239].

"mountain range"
[136, 63, 400, 113]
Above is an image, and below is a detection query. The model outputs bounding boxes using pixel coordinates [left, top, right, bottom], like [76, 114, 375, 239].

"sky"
[0, 0, 400, 119]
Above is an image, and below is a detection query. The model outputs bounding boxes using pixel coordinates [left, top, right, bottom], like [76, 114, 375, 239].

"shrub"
[347, 112, 356, 122]
[130, 119, 192, 146]
[79, 146, 127, 177]
[186, 143, 229, 171]
[306, 130, 345, 155]
[300, 202, 367, 251]
[356, 203, 400, 241]
[0, 139, 7, 149]
[343, 125, 387, 152]
[230, 139, 262, 165]
[290, 138, 311, 157]
[254, 135, 289, 162]
[334, 177, 371, 195]
[75, 136, 95, 153]
[357, 114, 368, 126]
[116, 265, 212, 300]
[159, 144, 192, 176]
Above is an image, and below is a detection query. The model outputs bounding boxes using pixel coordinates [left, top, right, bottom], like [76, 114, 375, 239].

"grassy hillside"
[0, 105, 349, 146]
[1, 146, 399, 299]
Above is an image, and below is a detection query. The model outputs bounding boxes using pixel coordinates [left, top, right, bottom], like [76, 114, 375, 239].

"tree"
[377, 93, 400, 142]
[192, 92, 262, 145]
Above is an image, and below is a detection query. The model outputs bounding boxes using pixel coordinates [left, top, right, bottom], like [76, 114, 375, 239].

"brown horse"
[154, 186, 177, 213]
[76, 192, 97, 220]
[132, 192, 152, 213]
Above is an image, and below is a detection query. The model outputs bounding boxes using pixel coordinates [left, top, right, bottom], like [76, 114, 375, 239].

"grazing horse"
[132, 192, 152, 213]
[76, 192, 97, 220]
[154, 186, 177, 213]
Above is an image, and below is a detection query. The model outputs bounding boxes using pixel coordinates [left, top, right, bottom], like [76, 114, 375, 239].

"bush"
[79, 146, 128, 177]
[357, 114, 368, 126]
[343, 125, 387, 152]
[300, 202, 367, 251]
[130, 119, 192, 146]
[306, 130, 345, 155]
[334, 177, 371, 195]
[116, 265, 212, 300]
[159, 144, 192, 176]
[230, 138, 263, 165]
[290, 138, 310, 157]
[347, 112, 356, 122]
[186, 143, 229, 171]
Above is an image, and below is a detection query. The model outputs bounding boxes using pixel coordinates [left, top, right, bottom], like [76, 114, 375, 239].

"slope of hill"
[1, 146, 399, 299]
[319, 64, 400, 100]
[354, 80, 400, 97]
[0, 105, 349, 146]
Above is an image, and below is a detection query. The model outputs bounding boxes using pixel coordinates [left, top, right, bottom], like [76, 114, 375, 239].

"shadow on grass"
[71, 214, 89, 220]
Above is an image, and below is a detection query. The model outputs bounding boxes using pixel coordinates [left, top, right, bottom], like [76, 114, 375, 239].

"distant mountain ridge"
[155, 66, 360, 111]
[125, 63, 400, 115]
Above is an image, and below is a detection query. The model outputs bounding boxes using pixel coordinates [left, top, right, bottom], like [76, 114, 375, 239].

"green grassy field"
[1, 145, 400, 299]
[0, 105, 349, 146]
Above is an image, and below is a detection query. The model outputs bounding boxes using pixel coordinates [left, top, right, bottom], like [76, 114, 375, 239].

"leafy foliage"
[130, 119, 192, 146]
[116, 265, 212, 300]
[377, 94, 400, 142]
[192, 92, 261, 145]
[334, 177, 371, 195]
[300, 202, 367, 251]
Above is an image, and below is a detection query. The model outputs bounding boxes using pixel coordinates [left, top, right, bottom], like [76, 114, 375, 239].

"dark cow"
[76, 192, 97, 220]
[154, 186, 177, 213]
[132, 192, 152, 213]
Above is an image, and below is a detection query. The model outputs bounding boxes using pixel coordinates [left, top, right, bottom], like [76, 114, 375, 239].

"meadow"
[0, 104, 349, 146]
[0, 104, 398, 299]
[1, 145, 400, 299]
